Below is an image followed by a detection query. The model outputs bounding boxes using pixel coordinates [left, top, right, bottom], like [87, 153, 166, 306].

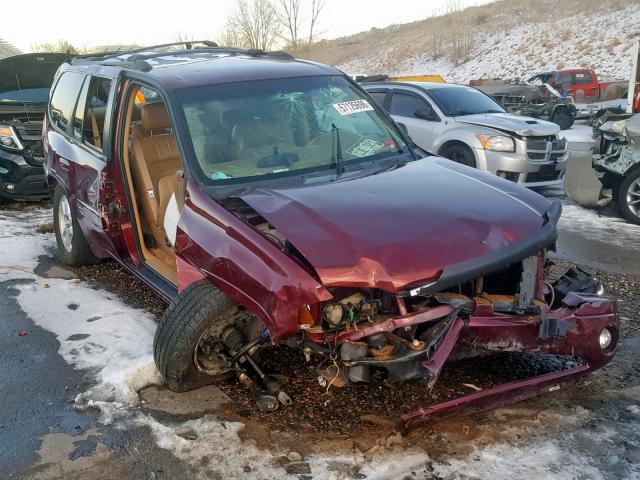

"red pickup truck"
[528, 69, 628, 103]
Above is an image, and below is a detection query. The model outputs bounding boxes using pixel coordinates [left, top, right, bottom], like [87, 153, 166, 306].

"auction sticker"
[333, 99, 374, 115]
[346, 138, 385, 157]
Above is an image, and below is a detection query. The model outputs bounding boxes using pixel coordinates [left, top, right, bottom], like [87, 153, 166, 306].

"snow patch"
[0, 208, 162, 424]
[339, 5, 640, 84]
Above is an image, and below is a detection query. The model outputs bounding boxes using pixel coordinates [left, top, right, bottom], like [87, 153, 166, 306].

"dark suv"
[43, 42, 618, 425]
[0, 53, 67, 202]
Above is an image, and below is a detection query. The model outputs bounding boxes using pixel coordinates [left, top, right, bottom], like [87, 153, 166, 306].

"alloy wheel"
[58, 195, 73, 253]
[626, 177, 640, 220]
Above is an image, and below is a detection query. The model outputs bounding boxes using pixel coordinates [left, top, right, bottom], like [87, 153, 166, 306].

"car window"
[425, 86, 504, 116]
[49, 71, 86, 132]
[573, 71, 593, 85]
[177, 75, 408, 185]
[79, 76, 112, 151]
[368, 91, 387, 106]
[559, 72, 572, 85]
[389, 93, 428, 117]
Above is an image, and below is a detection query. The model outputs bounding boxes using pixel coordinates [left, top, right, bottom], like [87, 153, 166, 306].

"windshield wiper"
[331, 123, 345, 177]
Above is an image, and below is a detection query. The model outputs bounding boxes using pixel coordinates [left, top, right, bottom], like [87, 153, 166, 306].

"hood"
[240, 158, 554, 292]
[456, 113, 560, 136]
[0, 53, 67, 123]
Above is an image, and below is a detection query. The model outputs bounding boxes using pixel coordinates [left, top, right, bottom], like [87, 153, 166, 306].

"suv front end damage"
[296, 248, 617, 428]
[180, 167, 618, 423]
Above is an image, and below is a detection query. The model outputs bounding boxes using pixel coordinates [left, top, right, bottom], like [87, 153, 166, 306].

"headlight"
[0, 125, 24, 151]
[599, 327, 612, 350]
[476, 134, 515, 152]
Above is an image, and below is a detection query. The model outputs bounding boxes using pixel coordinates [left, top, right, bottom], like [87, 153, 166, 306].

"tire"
[154, 280, 237, 392]
[53, 187, 101, 266]
[618, 168, 640, 226]
[440, 144, 477, 168]
[552, 110, 574, 130]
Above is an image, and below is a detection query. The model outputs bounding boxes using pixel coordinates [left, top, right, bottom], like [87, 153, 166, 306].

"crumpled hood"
[456, 113, 560, 136]
[239, 158, 553, 292]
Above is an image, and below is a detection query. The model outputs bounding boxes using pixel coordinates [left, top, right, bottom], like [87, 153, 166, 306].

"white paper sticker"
[333, 99, 374, 116]
[346, 138, 385, 158]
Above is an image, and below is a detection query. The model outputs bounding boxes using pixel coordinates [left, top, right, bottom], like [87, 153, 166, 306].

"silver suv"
[362, 81, 568, 187]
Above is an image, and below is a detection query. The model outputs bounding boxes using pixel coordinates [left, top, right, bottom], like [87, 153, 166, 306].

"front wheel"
[552, 110, 574, 130]
[154, 281, 243, 392]
[618, 169, 640, 225]
[440, 144, 477, 168]
[53, 187, 100, 266]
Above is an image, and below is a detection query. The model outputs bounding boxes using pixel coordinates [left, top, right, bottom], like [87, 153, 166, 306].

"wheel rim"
[626, 178, 640, 218]
[193, 305, 249, 376]
[58, 195, 73, 253]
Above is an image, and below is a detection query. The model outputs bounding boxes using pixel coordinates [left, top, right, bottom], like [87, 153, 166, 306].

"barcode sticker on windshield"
[333, 99, 374, 116]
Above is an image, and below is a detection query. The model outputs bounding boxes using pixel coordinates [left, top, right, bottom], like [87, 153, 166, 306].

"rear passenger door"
[388, 91, 438, 150]
[48, 72, 118, 258]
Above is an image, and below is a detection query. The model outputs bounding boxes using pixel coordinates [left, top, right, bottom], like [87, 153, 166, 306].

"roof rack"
[71, 44, 296, 72]
[76, 40, 219, 61]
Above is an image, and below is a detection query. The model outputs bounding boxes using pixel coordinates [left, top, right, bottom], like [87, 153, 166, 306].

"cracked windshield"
[178, 75, 406, 182]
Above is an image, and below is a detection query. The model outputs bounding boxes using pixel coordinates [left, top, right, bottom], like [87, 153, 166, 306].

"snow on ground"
[339, 5, 639, 84]
[1, 207, 639, 479]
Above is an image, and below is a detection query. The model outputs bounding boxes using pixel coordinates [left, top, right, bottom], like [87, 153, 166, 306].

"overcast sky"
[4, 0, 492, 52]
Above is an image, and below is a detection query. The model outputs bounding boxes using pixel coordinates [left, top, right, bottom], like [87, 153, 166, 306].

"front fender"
[174, 181, 332, 341]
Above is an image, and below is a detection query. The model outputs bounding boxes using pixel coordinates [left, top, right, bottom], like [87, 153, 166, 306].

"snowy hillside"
[305, 0, 639, 83]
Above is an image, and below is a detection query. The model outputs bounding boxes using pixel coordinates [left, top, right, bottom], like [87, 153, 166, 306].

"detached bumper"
[401, 292, 619, 429]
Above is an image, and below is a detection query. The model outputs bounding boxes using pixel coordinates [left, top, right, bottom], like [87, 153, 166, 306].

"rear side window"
[390, 93, 429, 117]
[77, 76, 112, 151]
[573, 71, 593, 85]
[49, 71, 85, 132]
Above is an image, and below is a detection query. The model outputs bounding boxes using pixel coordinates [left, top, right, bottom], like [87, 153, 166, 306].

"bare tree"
[218, 21, 248, 48]
[228, 0, 281, 51]
[307, 0, 325, 46]
[30, 39, 80, 54]
[277, 0, 302, 53]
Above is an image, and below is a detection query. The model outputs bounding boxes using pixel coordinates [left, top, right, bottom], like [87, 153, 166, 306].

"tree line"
[30, 0, 325, 55]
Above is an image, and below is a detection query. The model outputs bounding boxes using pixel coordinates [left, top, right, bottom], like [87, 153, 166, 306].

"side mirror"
[397, 122, 409, 135]
[415, 107, 438, 121]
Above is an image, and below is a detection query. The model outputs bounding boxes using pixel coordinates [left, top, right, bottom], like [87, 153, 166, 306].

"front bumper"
[0, 150, 48, 201]
[401, 292, 619, 429]
[474, 146, 568, 188]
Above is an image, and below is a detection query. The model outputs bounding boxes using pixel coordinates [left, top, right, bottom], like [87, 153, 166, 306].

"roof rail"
[77, 40, 219, 61]
[71, 46, 296, 71]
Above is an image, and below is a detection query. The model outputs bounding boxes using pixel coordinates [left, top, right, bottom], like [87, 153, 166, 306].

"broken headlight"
[476, 134, 515, 152]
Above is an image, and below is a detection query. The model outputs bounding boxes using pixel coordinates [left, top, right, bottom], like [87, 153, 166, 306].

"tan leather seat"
[130, 102, 181, 257]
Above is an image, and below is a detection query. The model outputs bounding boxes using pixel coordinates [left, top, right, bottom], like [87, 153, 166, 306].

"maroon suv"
[43, 42, 619, 425]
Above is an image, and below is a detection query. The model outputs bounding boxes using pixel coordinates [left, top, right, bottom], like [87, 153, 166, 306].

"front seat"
[130, 102, 181, 259]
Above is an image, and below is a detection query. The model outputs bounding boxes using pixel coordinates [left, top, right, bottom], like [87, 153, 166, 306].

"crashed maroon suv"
[43, 42, 619, 426]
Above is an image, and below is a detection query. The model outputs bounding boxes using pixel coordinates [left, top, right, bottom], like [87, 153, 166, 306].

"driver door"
[388, 91, 439, 150]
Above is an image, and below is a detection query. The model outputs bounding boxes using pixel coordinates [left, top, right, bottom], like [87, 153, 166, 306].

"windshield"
[177, 75, 408, 184]
[426, 86, 505, 116]
[0, 88, 50, 104]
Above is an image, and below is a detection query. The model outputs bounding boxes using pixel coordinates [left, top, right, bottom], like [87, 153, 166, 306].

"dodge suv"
[363, 81, 569, 187]
[43, 42, 618, 424]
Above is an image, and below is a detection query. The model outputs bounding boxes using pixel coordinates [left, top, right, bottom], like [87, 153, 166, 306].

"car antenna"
[331, 123, 345, 177]
[10, 63, 30, 123]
